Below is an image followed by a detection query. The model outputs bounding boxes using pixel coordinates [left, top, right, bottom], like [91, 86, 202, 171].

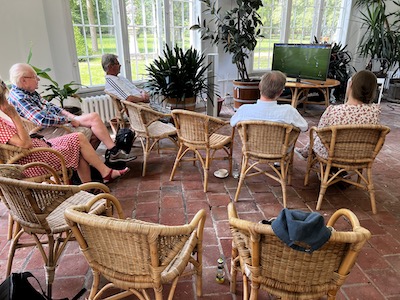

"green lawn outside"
[78, 34, 315, 86]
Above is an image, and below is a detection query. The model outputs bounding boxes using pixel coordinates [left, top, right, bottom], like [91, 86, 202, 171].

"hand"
[141, 91, 150, 102]
[70, 118, 80, 127]
[0, 102, 18, 118]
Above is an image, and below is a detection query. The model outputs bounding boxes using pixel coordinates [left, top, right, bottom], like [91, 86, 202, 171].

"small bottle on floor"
[216, 258, 225, 284]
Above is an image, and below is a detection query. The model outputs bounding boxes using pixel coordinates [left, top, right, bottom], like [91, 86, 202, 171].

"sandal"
[103, 167, 130, 184]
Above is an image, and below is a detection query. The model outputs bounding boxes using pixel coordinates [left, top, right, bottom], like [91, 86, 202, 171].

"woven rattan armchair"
[169, 109, 234, 192]
[0, 144, 71, 240]
[304, 124, 390, 214]
[0, 163, 117, 299]
[64, 204, 206, 300]
[105, 92, 130, 135]
[234, 121, 300, 206]
[228, 202, 371, 300]
[121, 100, 178, 176]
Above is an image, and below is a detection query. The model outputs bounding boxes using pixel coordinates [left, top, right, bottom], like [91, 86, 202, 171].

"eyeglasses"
[23, 75, 39, 80]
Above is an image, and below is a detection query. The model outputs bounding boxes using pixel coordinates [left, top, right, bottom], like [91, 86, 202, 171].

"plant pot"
[166, 97, 196, 111]
[233, 80, 260, 109]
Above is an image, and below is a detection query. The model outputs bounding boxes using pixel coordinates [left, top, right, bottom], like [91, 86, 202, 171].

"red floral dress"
[312, 103, 381, 158]
[0, 118, 81, 178]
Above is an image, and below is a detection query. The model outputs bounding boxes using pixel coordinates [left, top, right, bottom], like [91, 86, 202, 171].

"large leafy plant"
[191, 0, 263, 81]
[355, 0, 400, 76]
[27, 48, 82, 108]
[145, 45, 213, 102]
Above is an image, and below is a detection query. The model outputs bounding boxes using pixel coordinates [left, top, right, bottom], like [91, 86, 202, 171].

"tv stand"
[278, 78, 340, 109]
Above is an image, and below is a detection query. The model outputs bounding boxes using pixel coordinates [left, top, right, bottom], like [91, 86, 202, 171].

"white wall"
[0, 0, 77, 90]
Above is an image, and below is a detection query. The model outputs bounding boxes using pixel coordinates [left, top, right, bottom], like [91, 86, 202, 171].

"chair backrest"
[0, 164, 81, 229]
[376, 77, 385, 104]
[105, 92, 130, 129]
[236, 120, 300, 159]
[121, 100, 167, 136]
[171, 109, 229, 146]
[314, 124, 390, 164]
[228, 202, 371, 299]
[64, 206, 206, 286]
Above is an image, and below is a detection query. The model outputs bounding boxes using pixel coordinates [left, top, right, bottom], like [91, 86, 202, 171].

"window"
[70, 0, 198, 87]
[70, 0, 349, 87]
[253, 0, 349, 72]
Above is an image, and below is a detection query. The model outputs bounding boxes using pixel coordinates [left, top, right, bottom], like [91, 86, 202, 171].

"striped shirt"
[104, 75, 142, 100]
[8, 85, 68, 127]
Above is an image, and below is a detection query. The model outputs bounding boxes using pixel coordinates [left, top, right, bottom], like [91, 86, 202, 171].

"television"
[271, 43, 332, 82]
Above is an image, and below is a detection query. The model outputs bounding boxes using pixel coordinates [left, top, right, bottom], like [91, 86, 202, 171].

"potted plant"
[27, 49, 83, 114]
[355, 0, 400, 77]
[312, 38, 356, 102]
[145, 44, 214, 110]
[42, 80, 82, 114]
[191, 0, 264, 108]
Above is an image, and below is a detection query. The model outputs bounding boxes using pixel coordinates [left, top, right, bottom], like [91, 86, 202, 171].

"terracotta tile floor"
[1, 100, 400, 299]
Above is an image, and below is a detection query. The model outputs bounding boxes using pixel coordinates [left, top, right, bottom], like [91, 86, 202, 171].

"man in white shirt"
[102, 54, 150, 103]
[230, 71, 308, 132]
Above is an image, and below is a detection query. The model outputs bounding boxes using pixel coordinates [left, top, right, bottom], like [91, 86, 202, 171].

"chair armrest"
[7, 147, 69, 184]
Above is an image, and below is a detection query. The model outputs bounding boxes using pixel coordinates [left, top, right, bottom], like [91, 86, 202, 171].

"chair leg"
[6, 229, 25, 276]
[367, 167, 377, 214]
[88, 270, 101, 300]
[7, 214, 14, 240]
[316, 177, 329, 211]
[169, 145, 184, 181]
[230, 246, 238, 294]
[203, 153, 210, 192]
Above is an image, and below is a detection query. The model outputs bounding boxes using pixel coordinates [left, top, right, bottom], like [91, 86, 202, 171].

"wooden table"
[278, 78, 340, 108]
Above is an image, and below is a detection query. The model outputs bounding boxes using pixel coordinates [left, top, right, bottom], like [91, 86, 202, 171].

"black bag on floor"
[0, 272, 49, 300]
[115, 128, 135, 154]
[0, 272, 86, 300]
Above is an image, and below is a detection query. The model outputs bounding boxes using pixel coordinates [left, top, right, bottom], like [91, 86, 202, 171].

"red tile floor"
[1, 100, 400, 299]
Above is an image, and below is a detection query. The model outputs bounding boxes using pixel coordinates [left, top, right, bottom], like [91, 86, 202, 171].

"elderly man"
[8, 63, 136, 163]
[102, 53, 150, 103]
[230, 70, 308, 131]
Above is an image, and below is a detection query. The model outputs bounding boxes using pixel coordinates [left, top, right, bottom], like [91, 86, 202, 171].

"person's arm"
[0, 101, 32, 148]
[316, 105, 333, 128]
[9, 92, 68, 127]
[291, 110, 309, 132]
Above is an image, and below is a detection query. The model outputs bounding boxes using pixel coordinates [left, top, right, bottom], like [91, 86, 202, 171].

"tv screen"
[271, 43, 332, 82]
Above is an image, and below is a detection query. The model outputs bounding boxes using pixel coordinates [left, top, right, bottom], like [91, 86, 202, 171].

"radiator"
[81, 94, 115, 124]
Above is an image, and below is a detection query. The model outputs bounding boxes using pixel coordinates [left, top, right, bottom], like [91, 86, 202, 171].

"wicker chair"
[0, 163, 117, 299]
[121, 100, 178, 176]
[0, 144, 71, 240]
[64, 204, 206, 300]
[304, 124, 390, 214]
[234, 121, 300, 207]
[169, 109, 234, 192]
[228, 202, 371, 300]
[104, 92, 130, 135]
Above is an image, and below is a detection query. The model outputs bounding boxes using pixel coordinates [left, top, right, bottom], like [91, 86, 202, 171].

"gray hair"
[259, 71, 287, 99]
[9, 63, 34, 87]
[101, 54, 118, 72]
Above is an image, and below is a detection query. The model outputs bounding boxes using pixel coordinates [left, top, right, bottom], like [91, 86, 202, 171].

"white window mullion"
[164, 0, 171, 47]
[114, 0, 132, 80]
[313, 0, 324, 43]
[282, 0, 292, 42]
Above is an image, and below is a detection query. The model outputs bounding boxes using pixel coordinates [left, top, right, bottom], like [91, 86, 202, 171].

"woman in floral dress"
[0, 78, 128, 183]
[295, 70, 381, 160]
